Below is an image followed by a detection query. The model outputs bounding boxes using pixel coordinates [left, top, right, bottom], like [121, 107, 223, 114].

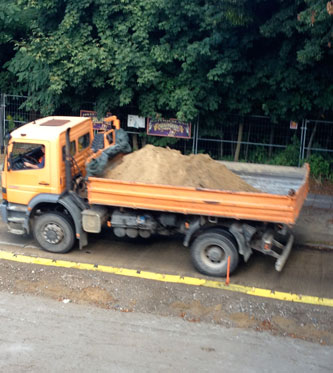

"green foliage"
[147, 135, 179, 148]
[257, 0, 333, 120]
[306, 153, 332, 179]
[271, 136, 300, 166]
[246, 146, 269, 164]
[4, 0, 250, 117]
[0, 0, 332, 123]
[296, 0, 332, 65]
[6, 115, 15, 132]
[219, 155, 234, 162]
[0, 0, 35, 92]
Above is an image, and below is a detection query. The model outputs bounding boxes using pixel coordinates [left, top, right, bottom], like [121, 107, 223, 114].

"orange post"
[225, 256, 230, 285]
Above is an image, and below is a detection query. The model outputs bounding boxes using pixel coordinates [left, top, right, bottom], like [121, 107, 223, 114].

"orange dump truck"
[1, 116, 309, 277]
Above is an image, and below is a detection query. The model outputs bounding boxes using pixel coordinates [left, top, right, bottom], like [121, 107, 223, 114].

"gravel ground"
[0, 259, 332, 346]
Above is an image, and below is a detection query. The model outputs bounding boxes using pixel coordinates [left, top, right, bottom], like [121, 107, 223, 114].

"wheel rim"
[42, 223, 65, 245]
[201, 244, 226, 267]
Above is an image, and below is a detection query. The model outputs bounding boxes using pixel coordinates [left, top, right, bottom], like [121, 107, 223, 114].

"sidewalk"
[294, 194, 333, 249]
[305, 193, 333, 209]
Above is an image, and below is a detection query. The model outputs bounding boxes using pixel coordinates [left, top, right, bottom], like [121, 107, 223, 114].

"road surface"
[0, 292, 332, 373]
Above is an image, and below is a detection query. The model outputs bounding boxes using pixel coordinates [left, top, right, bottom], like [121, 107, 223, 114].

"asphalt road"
[0, 292, 331, 373]
[0, 220, 333, 299]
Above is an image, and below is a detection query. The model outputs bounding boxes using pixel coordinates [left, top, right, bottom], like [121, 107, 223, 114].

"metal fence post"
[0, 94, 5, 153]
[192, 120, 196, 154]
[298, 119, 304, 167]
[301, 119, 308, 162]
[194, 115, 199, 154]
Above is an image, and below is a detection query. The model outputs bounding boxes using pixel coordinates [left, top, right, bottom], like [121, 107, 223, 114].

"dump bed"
[87, 162, 309, 225]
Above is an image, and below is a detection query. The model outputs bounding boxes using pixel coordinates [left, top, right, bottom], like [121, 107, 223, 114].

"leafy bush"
[271, 136, 300, 167]
[6, 115, 15, 132]
[146, 135, 179, 148]
[246, 146, 268, 164]
[306, 154, 331, 180]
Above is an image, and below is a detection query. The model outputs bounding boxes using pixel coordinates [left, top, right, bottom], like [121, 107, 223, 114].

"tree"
[7, 0, 252, 118]
[0, 0, 34, 92]
[256, 0, 333, 120]
[2, 0, 333, 123]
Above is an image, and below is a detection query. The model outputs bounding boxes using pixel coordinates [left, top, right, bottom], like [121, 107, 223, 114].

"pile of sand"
[104, 145, 259, 192]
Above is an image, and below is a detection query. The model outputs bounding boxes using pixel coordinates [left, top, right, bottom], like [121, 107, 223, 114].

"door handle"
[39, 181, 50, 186]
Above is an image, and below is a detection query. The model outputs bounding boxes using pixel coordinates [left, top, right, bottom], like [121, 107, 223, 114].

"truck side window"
[78, 133, 90, 152]
[11, 142, 45, 170]
[62, 141, 76, 161]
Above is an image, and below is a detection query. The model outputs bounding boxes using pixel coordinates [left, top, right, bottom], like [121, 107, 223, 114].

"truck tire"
[33, 212, 75, 254]
[191, 231, 239, 277]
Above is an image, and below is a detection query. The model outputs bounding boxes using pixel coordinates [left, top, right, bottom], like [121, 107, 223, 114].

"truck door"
[6, 141, 52, 206]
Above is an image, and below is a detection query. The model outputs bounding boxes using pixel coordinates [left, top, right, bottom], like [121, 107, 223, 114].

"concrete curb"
[304, 194, 333, 209]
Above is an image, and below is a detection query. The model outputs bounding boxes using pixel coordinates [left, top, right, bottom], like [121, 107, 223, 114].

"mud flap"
[59, 194, 88, 250]
[229, 223, 256, 262]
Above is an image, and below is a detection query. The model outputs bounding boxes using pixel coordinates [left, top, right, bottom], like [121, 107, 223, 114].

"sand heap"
[104, 145, 259, 192]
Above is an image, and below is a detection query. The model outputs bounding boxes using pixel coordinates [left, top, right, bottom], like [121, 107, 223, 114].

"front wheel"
[190, 231, 239, 277]
[33, 212, 75, 254]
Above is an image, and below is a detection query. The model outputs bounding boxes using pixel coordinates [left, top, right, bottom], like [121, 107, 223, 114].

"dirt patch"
[15, 278, 114, 308]
[104, 145, 259, 192]
[271, 315, 333, 345]
[309, 177, 333, 195]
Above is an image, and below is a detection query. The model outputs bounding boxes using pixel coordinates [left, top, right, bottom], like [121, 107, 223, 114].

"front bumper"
[0, 200, 8, 223]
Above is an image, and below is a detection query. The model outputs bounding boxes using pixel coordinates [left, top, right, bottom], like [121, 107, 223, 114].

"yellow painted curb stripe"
[0, 250, 332, 308]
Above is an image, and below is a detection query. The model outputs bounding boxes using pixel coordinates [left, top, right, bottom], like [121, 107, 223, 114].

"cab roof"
[10, 116, 91, 141]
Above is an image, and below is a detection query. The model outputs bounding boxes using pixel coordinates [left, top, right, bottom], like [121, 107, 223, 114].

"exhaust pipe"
[65, 128, 72, 191]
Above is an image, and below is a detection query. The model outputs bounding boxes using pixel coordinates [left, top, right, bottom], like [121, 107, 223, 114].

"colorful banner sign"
[80, 110, 112, 131]
[147, 118, 191, 138]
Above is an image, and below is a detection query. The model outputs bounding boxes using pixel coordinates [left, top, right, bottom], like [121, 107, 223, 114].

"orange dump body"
[87, 163, 309, 225]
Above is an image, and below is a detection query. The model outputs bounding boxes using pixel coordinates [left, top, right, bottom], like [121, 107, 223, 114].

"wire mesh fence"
[1, 93, 332, 174]
[302, 120, 333, 157]
[3, 94, 39, 128]
[195, 115, 303, 165]
[300, 119, 333, 178]
[0, 94, 40, 152]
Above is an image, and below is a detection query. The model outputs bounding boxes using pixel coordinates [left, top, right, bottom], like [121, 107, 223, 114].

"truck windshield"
[10, 142, 45, 170]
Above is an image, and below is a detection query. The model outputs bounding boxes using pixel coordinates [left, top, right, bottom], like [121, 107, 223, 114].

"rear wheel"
[191, 231, 239, 277]
[33, 212, 75, 254]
